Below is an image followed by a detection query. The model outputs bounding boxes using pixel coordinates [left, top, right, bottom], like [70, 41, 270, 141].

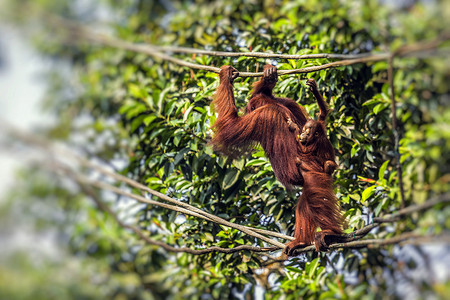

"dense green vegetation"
[1, 0, 449, 299]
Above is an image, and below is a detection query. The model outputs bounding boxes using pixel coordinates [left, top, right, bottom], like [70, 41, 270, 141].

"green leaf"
[237, 263, 248, 272]
[235, 238, 244, 244]
[308, 258, 320, 278]
[204, 232, 214, 242]
[320, 69, 327, 81]
[246, 158, 268, 167]
[378, 160, 390, 181]
[143, 115, 157, 126]
[216, 231, 228, 238]
[233, 158, 245, 170]
[349, 194, 361, 201]
[361, 186, 376, 203]
[373, 103, 389, 115]
[222, 169, 240, 190]
[351, 144, 359, 157]
[128, 83, 147, 99]
[285, 266, 302, 273]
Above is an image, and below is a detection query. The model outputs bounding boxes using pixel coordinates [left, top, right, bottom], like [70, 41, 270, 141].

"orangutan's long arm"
[306, 79, 329, 122]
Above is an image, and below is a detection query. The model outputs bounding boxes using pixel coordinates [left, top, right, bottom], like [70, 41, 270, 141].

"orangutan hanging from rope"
[210, 65, 344, 255]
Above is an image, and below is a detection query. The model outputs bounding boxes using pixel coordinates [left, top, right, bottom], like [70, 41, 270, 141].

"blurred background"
[0, 0, 449, 299]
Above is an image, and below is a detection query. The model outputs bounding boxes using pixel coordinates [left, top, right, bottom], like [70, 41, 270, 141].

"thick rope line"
[37, 158, 450, 256]
[3, 123, 450, 255]
[268, 232, 450, 257]
[151, 45, 376, 60]
[76, 172, 278, 254]
[50, 16, 449, 77]
[2, 123, 289, 247]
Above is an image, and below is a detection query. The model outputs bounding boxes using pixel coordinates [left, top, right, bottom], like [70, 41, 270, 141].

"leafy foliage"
[1, 0, 449, 299]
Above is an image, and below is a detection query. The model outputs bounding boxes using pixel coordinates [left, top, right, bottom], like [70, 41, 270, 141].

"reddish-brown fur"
[211, 65, 343, 254]
[211, 65, 306, 188]
[285, 107, 343, 253]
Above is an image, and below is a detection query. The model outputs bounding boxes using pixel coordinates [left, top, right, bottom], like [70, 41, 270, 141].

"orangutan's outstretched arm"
[306, 79, 329, 122]
[212, 65, 239, 122]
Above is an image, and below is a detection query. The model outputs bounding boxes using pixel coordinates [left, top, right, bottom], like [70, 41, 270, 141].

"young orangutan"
[285, 79, 343, 254]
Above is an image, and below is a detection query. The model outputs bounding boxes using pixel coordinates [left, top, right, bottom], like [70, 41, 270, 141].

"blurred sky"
[0, 24, 50, 198]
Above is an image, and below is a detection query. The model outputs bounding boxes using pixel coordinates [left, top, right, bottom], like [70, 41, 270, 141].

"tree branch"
[339, 192, 450, 242]
[2, 122, 293, 243]
[3, 123, 450, 256]
[46, 15, 450, 77]
[282, 232, 450, 256]
[78, 181, 277, 254]
[50, 161, 450, 256]
[373, 192, 450, 223]
[53, 163, 287, 249]
[388, 53, 406, 208]
[157, 45, 376, 60]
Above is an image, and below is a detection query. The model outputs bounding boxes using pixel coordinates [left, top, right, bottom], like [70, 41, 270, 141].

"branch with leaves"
[45, 14, 450, 77]
[3, 123, 288, 248]
[2, 7, 449, 256]
[3, 123, 450, 255]
[75, 177, 278, 254]
[288, 193, 450, 255]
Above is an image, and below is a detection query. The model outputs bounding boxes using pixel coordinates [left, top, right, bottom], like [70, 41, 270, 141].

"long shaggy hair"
[211, 66, 343, 253]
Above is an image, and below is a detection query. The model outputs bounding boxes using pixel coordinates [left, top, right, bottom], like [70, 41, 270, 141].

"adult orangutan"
[211, 65, 307, 189]
[211, 65, 343, 254]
